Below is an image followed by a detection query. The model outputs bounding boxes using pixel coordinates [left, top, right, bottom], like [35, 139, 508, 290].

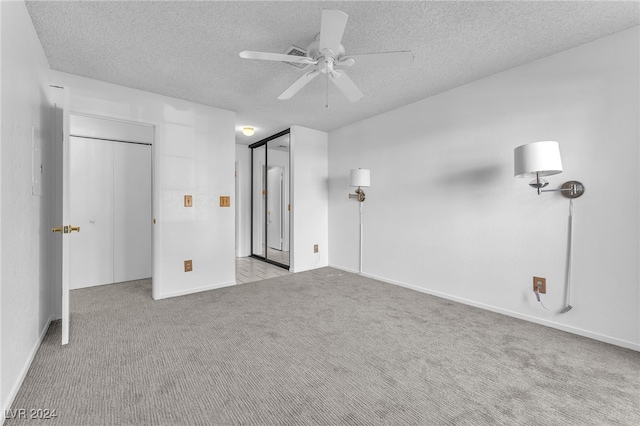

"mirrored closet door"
[250, 129, 290, 268]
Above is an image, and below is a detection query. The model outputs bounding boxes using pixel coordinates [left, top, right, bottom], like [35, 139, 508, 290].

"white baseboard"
[328, 264, 359, 275]
[291, 261, 329, 274]
[328, 265, 639, 352]
[153, 280, 236, 300]
[2, 315, 54, 425]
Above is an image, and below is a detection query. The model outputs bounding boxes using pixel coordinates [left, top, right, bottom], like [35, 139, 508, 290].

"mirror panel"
[266, 134, 290, 266]
[251, 145, 266, 258]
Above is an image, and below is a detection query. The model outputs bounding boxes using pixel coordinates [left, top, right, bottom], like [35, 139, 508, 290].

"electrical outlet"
[184, 260, 193, 272]
[533, 276, 546, 294]
[220, 196, 231, 207]
[313, 244, 319, 253]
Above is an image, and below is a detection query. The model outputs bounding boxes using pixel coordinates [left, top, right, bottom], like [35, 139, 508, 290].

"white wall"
[0, 0, 54, 415]
[291, 126, 329, 272]
[328, 27, 639, 350]
[235, 144, 251, 257]
[49, 71, 236, 300]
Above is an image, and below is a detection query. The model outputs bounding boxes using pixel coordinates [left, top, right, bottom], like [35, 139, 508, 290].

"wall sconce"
[349, 168, 370, 274]
[514, 140, 581, 314]
[514, 141, 584, 198]
[349, 168, 370, 202]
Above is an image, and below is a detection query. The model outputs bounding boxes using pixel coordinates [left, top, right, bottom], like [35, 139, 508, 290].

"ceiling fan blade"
[330, 70, 364, 103]
[319, 10, 348, 54]
[278, 70, 320, 100]
[343, 51, 414, 68]
[239, 51, 315, 65]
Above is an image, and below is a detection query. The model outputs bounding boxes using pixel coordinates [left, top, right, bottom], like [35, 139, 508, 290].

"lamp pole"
[359, 201, 363, 273]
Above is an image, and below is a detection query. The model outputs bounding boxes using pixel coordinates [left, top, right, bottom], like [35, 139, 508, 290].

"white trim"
[2, 316, 53, 423]
[328, 264, 359, 275]
[329, 264, 640, 352]
[152, 281, 236, 300]
[70, 113, 154, 145]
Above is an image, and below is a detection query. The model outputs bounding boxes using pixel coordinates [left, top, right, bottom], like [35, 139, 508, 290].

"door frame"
[67, 113, 155, 296]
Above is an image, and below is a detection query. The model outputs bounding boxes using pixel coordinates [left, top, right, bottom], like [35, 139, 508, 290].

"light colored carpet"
[7, 268, 640, 425]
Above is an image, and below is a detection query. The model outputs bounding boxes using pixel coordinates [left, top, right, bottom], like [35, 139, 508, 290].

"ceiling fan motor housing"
[307, 39, 345, 63]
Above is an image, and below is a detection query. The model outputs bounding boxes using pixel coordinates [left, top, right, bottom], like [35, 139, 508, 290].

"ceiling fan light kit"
[239, 9, 413, 105]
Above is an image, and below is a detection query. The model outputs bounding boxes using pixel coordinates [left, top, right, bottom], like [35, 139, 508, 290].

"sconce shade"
[350, 169, 370, 187]
[514, 141, 563, 178]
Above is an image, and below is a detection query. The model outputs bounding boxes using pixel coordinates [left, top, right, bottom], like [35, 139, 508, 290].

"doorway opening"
[68, 114, 153, 290]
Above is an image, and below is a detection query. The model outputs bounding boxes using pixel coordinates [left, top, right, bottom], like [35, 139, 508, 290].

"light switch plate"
[220, 196, 231, 207]
[184, 195, 193, 207]
[184, 260, 193, 272]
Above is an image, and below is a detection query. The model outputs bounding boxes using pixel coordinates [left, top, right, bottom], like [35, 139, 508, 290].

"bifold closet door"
[69, 136, 114, 289]
[69, 137, 151, 289]
[113, 142, 152, 282]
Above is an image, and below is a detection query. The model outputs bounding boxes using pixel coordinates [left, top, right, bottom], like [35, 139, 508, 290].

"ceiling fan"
[239, 9, 413, 105]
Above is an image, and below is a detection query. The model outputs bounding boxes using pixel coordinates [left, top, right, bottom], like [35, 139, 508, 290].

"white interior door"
[51, 86, 71, 345]
[69, 137, 114, 289]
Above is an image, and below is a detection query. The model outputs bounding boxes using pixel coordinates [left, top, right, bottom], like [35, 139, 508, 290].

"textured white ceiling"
[25, 1, 639, 144]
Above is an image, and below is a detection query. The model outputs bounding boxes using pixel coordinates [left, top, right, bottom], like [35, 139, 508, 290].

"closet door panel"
[113, 142, 152, 282]
[69, 137, 114, 289]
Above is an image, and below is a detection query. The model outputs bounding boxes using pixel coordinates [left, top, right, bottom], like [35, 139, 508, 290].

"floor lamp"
[349, 169, 370, 273]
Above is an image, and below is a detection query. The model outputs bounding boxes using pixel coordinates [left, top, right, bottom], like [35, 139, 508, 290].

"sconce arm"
[540, 188, 574, 193]
[539, 180, 585, 198]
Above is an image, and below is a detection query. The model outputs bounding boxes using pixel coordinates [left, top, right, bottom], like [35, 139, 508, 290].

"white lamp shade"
[350, 169, 370, 187]
[514, 141, 563, 178]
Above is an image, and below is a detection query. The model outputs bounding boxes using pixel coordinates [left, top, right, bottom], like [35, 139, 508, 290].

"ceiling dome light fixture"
[242, 127, 255, 136]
